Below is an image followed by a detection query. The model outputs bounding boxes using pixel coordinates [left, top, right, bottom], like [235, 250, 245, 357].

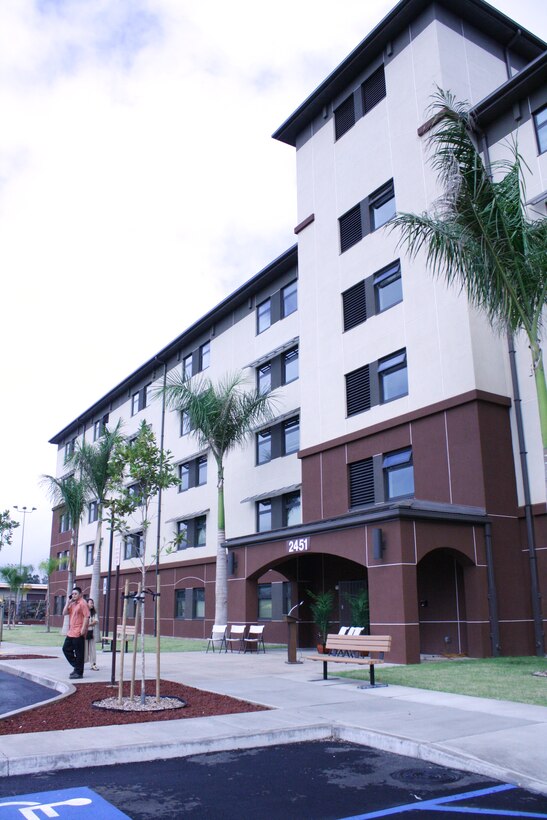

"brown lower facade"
[48, 391, 546, 662]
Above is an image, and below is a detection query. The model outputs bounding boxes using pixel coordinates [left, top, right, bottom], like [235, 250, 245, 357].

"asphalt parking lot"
[2, 741, 547, 819]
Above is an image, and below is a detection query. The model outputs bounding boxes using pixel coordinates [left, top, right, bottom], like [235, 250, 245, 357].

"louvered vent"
[362, 66, 386, 114]
[342, 281, 367, 331]
[349, 458, 375, 507]
[339, 205, 362, 253]
[346, 364, 371, 416]
[334, 94, 356, 140]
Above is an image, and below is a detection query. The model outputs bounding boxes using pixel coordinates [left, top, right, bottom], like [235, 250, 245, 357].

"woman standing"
[85, 598, 99, 671]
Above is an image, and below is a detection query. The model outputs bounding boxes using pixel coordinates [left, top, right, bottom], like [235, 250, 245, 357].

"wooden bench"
[102, 625, 136, 653]
[307, 634, 392, 687]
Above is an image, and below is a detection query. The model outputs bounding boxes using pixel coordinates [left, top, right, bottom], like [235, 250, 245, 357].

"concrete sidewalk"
[1, 642, 546, 796]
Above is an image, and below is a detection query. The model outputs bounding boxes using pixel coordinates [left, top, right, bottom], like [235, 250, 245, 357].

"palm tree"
[0, 564, 31, 627]
[39, 557, 63, 633]
[41, 473, 88, 630]
[162, 372, 276, 625]
[72, 421, 124, 615]
[390, 90, 547, 450]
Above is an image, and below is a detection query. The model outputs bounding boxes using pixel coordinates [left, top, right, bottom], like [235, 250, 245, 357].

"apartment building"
[49, 0, 546, 663]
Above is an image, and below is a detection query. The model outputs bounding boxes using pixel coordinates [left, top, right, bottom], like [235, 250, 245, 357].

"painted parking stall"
[0, 788, 130, 819]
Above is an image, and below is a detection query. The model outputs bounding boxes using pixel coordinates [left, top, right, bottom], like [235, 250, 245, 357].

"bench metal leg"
[323, 660, 328, 680]
[357, 663, 388, 689]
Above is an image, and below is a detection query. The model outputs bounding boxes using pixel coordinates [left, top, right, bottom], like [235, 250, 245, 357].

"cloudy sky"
[1, 0, 545, 573]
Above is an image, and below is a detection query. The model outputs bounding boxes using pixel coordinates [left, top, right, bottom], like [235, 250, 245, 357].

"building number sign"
[287, 537, 309, 553]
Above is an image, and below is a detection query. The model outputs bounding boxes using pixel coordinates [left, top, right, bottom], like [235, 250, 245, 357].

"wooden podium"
[284, 613, 302, 664]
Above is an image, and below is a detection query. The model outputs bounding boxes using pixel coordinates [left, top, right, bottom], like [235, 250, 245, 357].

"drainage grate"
[392, 768, 464, 785]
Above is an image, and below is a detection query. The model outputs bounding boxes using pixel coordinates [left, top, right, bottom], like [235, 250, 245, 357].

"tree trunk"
[89, 513, 103, 618]
[214, 475, 227, 625]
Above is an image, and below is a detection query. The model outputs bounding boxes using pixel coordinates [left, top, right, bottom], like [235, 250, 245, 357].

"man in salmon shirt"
[62, 586, 90, 679]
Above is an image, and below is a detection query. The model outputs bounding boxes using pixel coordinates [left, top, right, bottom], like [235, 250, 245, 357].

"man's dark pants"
[63, 635, 85, 676]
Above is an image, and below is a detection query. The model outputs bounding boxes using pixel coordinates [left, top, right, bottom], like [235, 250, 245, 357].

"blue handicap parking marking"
[339, 783, 547, 819]
[0, 787, 130, 819]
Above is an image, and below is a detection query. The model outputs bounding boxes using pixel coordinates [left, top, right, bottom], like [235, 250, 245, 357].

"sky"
[0, 0, 545, 574]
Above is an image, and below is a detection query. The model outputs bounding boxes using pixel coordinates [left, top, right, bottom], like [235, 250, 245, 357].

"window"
[59, 512, 71, 533]
[346, 348, 407, 416]
[334, 94, 356, 140]
[339, 204, 362, 253]
[88, 501, 99, 524]
[342, 280, 367, 331]
[257, 363, 272, 394]
[349, 458, 374, 507]
[339, 180, 396, 253]
[257, 430, 272, 464]
[200, 341, 210, 371]
[128, 483, 143, 505]
[333, 66, 386, 141]
[534, 105, 547, 154]
[257, 499, 272, 532]
[378, 349, 408, 402]
[342, 261, 402, 331]
[362, 66, 386, 114]
[346, 364, 371, 416]
[192, 588, 205, 619]
[282, 581, 291, 615]
[195, 515, 206, 546]
[256, 346, 299, 393]
[64, 438, 76, 463]
[175, 589, 186, 619]
[181, 410, 192, 436]
[197, 456, 207, 486]
[257, 298, 272, 333]
[256, 490, 301, 532]
[283, 417, 300, 455]
[54, 595, 66, 616]
[57, 550, 69, 570]
[124, 532, 143, 560]
[283, 347, 299, 384]
[281, 281, 298, 317]
[383, 448, 414, 500]
[374, 261, 402, 313]
[176, 516, 206, 549]
[369, 179, 395, 230]
[283, 491, 301, 527]
[183, 354, 193, 380]
[176, 521, 188, 550]
[85, 544, 93, 566]
[179, 463, 190, 492]
[93, 414, 108, 441]
[131, 384, 150, 416]
[258, 583, 272, 619]
[257, 415, 300, 464]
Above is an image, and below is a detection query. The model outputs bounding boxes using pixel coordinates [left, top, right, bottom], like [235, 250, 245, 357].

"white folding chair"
[206, 624, 227, 653]
[244, 624, 266, 653]
[226, 624, 246, 653]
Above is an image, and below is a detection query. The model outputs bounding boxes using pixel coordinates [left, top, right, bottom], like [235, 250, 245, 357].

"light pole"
[13, 506, 37, 616]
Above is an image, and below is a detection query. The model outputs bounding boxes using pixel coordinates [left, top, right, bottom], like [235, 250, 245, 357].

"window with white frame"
[283, 417, 300, 455]
[257, 583, 272, 619]
[180, 410, 193, 436]
[534, 105, 546, 154]
[59, 512, 71, 533]
[257, 429, 272, 464]
[85, 544, 93, 566]
[124, 531, 143, 560]
[175, 589, 186, 619]
[281, 280, 298, 317]
[378, 349, 408, 403]
[64, 438, 76, 463]
[176, 515, 206, 549]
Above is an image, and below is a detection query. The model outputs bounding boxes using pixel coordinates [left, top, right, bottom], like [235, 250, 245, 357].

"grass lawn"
[0, 624, 207, 652]
[341, 656, 547, 706]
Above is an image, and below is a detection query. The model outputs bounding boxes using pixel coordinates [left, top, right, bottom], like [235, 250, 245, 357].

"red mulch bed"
[0, 655, 56, 660]
[0, 680, 268, 735]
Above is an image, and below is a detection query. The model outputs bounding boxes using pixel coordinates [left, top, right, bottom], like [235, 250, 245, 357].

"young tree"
[71, 421, 124, 617]
[109, 420, 179, 704]
[39, 557, 63, 632]
[41, 473, 88, 629]
[0, 511, 19, 552]
[161, 372, 276, 625]
[390, 90, 547, 449]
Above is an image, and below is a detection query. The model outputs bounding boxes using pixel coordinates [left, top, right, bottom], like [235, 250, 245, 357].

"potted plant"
[345, 588, 370, 634]
[307, 589, 334, 652]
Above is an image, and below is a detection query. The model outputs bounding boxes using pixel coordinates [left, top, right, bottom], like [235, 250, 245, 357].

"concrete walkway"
[1, 642, 546, 796]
